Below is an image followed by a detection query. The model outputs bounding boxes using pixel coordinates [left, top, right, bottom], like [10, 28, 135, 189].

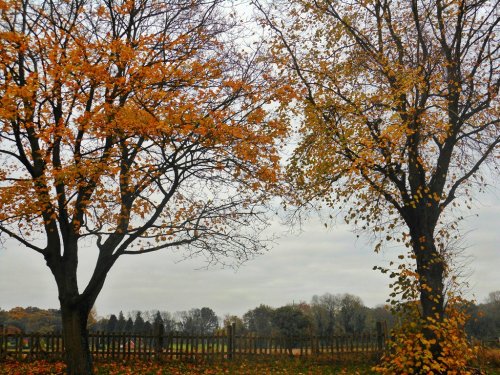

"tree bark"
[60, 302, 93, 375]
[414, 236, 444, 318]
[410, 224, 445, 360]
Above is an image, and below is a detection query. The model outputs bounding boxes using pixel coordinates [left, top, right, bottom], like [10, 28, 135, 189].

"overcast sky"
[0, 189, 498, 319]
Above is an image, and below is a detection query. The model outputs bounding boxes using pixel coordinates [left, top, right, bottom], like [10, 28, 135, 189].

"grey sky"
[0, 191, 498, 319]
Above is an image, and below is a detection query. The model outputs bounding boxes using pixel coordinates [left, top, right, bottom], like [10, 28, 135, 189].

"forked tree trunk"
[60, 303, 93, 375]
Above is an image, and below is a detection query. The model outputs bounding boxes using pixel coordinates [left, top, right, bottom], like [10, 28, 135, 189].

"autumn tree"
[257, 0, 499, 370]
[0, 0, 284, 373]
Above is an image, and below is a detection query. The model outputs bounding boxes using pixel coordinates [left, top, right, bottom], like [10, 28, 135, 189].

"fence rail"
[0, 323, 386, 361]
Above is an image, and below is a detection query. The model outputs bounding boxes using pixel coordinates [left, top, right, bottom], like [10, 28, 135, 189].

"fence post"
[376, 321, 384, 353]
[155, 324, 164, 362]
[227, 323, 232, 360]
[227, 322, 235, 360]
[0, 325, 4, 359]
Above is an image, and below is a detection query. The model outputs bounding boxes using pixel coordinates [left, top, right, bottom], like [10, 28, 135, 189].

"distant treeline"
[1, 291, 499, 341]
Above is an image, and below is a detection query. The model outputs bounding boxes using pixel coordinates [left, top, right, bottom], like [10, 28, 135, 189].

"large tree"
[0, 0, 284, 373]
[257, 0, 499, 367]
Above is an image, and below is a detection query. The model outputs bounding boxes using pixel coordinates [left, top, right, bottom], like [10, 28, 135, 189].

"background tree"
[0, 306, 62, 332]
[0, 0, 284, 373]
[160, 311, 177, 333]
[133, 311, 145, 334]
[486, 291, 500, 305]
[124, 317, 134, 333]
[152, 311, 164, 335]
[367, 305, 396, 332]
[272, 304, 312, 355]
[466, 291, 500, 341]
[310, 293, 368, 335]
[338, 294, 367, 334]
[310, 293, 341, 336]
[178, 307, 219, 335]
[243, 304, 275, 336]
[106, 314, 118, 333]
[272, 305, 311, 336]
[116, 311, 126, 333]
[223, 314, 247, 334]
[199, 307, 219, 335]
[258, 0, 499, 369]
[143, 320, 152, 334]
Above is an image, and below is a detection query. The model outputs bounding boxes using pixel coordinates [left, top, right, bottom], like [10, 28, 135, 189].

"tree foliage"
[272, 305, 311, 337]
[243, 304, 275, 336]
[0, 306, 62, 333]
[310, 293, 368, 335]
[0, 0, 284, 373]
[177, 307, 219, 335]
[257, 0, 499, 371]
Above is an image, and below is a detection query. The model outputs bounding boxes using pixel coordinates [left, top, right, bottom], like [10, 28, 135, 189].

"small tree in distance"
[0, 0, 284, 373]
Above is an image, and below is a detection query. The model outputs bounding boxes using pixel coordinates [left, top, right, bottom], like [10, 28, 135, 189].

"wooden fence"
[0, 323, 386, 362]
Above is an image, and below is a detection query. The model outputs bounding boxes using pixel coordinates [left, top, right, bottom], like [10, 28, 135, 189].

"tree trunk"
[60, 303, 93, 375]
[411, 225, 445, 362]
[413, 233, 445, 321]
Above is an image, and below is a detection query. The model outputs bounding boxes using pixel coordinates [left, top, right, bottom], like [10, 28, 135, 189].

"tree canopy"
[0, 0, 284, 373]
[258, 0, 499, 371]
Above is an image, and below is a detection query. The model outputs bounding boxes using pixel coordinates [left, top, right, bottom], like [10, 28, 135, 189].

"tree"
[116, 311, 126, 333]
[152, 311, 164, 335]
[160, 311, 176, 333]
[272, 305, 311, 337]
[486, 291, 500, 305]
[106, 314, 118, 333]
[310, 293, 367, 335]
[199, 307, 219, 334]
[0, 1, 284, 373]
[243, 304, 275, 336]
[310, 293, 341, 336]
[133, 311, 145, 334]
[178, 307, 219, 335]
[338, 294, 366, 334]
[467, 291, 500, 341]
[87, 306, 98, 330]
[0, 306, 62, 332]
[143, 321, 152, 334]
[0, 308, 7, 326]
[124, 317, 134, 333]
[368, 305, 396, 332]
[272, 305, 311, 355]
[223, 314, 247, 334]
[258, 0, 499, 370]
